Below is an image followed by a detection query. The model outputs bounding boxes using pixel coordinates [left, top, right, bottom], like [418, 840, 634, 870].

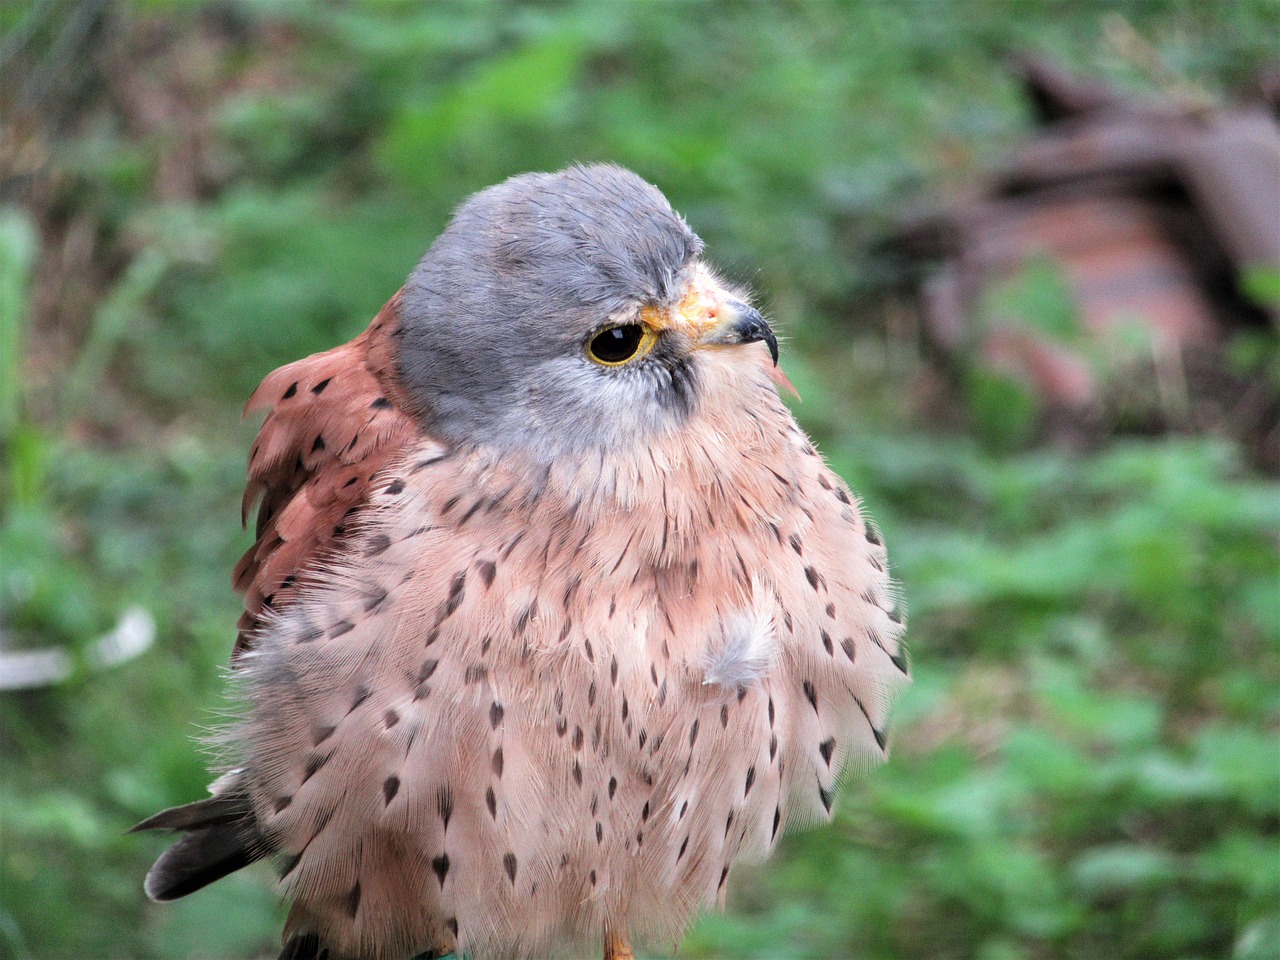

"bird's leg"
[604, 928, 634, 960]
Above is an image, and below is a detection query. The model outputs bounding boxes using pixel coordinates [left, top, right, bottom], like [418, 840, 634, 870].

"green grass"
[2, 2, 1277, 958]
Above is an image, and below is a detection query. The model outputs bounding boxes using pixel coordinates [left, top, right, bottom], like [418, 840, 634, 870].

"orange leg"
[604, 929, 634, 960]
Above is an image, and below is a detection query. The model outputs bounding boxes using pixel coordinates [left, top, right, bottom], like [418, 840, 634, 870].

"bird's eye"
[586, 323, 656, 367]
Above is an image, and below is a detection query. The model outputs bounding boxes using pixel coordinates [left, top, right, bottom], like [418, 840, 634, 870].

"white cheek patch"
[703, 593, 778, 692]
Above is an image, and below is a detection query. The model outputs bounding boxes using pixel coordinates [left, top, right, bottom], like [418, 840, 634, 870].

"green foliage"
[0, 208, 36, 448]
[1240, 265, 1280, 310]
[3, 2, 1278, 959]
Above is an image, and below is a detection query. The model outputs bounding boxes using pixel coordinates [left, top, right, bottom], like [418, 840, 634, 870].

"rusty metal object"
[897, 55, 1279, 420]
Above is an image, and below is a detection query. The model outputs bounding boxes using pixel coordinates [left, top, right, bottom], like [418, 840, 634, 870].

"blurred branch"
[0, 606, 155, 690]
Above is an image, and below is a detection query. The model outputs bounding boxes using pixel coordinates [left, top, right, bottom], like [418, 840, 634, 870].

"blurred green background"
[2, 1, 1278, 958]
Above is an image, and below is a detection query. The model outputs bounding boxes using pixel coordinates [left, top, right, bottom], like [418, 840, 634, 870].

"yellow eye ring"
[586, 323, 658, 367]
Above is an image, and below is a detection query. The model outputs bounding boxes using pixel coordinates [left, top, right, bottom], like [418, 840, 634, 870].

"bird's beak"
[645, 274, 779, 366]
[699, 299, 779, 366]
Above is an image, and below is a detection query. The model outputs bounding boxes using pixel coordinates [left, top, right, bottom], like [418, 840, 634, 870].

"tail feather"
[133, 786, 272, 902]
[130, 792, 251, 833]
[277, 933, 451, 960]
[279, 933, 325, 959]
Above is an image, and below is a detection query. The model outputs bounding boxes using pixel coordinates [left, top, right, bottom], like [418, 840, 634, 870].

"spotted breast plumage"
[135, 164, 909, 960]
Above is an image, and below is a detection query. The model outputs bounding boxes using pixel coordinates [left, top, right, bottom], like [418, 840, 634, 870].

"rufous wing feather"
[231, 294, 420, 657]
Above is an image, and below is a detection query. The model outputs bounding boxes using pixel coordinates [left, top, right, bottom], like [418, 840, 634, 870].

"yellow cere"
[640, 277, 723, 338]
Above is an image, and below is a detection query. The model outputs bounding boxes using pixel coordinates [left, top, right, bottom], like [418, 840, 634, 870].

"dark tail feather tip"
[280, 933, 325, 960]
[143, 820, 266, 902]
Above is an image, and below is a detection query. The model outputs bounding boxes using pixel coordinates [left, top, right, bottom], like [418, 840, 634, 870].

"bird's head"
[397, 164, 778, 456]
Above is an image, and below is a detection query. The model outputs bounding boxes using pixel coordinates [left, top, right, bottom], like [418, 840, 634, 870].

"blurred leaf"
[61, 249, 170, 423]
[0, 206, 37, 445]
[1071, 844, 1179, 895]
[981, 258, 1081, 341]
[964, 368, 1041, 451]
[378, 32, 588, 192]
[1240, 265, 1280, 309]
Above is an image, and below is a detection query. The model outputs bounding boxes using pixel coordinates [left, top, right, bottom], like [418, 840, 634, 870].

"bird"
[134, 164, 909, 960]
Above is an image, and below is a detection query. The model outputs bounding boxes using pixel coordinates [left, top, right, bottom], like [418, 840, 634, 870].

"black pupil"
[591, 325, 644, 363]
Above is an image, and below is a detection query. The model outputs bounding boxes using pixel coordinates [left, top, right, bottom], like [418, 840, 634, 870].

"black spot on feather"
[437, 786, 452, 826]
[363, 587, 388, 613]
[439, 572, 466, 619]
[302, 752, 328, 783]
[431, 854, 450, 887]
[345, 686, 371, 716]
[803, 679, 818, 712]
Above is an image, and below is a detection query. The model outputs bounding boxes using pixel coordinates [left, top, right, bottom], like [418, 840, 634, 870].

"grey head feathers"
[398, 164, 707, 454]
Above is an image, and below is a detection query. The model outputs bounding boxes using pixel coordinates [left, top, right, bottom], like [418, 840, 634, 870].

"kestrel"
[135, 165, 909, 960]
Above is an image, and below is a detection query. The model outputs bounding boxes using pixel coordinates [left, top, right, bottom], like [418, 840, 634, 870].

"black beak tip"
[764, 329, 780, 366]
[732, 305, 779, 366]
